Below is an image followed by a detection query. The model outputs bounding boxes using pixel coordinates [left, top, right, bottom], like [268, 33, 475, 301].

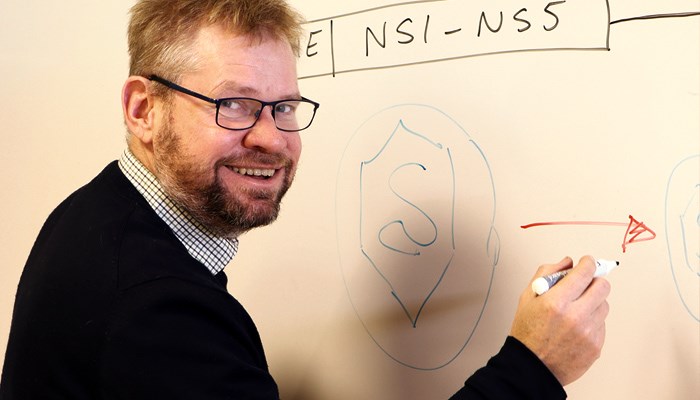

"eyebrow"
[211, 81, 301, 100]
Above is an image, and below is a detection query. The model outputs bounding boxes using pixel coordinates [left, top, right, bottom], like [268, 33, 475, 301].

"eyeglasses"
[148, 75, 319, 132]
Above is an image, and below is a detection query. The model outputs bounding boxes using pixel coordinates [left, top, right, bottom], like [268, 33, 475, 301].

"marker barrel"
[532, 259, 619, 295]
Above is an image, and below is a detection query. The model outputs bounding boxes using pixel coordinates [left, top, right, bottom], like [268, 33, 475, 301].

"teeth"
[232, 167, 275, 177]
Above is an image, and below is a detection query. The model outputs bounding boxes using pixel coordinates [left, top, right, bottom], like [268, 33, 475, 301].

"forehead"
[187, 25, 299, 97]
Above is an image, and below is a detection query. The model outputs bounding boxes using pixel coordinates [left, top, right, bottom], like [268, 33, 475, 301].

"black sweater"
[1, 162, 565, 399]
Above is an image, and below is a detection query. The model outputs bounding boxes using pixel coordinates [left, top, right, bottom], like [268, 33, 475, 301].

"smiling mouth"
[230, 166, 276, 179]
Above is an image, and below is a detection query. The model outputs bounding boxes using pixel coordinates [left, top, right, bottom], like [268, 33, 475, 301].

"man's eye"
[221, 100, 244, 111]
[275, 103, 295, 114]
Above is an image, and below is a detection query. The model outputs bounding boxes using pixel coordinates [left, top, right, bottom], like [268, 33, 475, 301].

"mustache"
[216, 152, 292, 169]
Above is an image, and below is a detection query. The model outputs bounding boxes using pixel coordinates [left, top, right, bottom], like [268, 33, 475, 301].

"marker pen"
[532, 259, 619, 295]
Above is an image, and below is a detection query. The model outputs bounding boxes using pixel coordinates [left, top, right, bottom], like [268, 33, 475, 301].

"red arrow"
[521, 215, 656, 253]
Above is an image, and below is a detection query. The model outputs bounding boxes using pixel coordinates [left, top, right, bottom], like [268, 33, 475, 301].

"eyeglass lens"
[217, 98, 317, 132]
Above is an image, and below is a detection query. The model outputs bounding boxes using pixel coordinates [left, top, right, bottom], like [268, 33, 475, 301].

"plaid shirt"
[118, 149, 238, 275]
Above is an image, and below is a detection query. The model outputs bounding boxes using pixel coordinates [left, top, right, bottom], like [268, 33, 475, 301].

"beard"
[152, 111, 295, 238]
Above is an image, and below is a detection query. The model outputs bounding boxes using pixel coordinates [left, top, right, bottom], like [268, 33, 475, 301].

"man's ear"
[122, 76, 157, 145]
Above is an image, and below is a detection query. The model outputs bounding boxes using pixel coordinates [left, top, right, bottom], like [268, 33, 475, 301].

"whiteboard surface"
[0, 1, 698, 399]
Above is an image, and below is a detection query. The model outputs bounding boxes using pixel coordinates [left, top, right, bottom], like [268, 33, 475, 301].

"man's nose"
[241, 106, 286, 153]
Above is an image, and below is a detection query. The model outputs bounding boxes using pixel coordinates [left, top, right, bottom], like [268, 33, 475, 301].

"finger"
[575, 277, 612, 312]
[591, 307, 608, 351]
[550, 255, 596, 301]
[589, 320, 607, 361]
[591, 299, 610, 325]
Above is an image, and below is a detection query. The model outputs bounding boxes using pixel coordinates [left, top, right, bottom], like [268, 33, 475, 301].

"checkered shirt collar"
[118, 149, 238, 275]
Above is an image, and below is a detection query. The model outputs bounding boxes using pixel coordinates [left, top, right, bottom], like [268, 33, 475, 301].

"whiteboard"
[0, 1, 698, 399]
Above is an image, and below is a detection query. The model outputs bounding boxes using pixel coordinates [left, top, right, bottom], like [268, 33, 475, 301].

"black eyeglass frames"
[148, 75, 319, 132]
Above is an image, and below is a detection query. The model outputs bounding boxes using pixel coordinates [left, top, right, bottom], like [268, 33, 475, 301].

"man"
[0, 0, 610, 399]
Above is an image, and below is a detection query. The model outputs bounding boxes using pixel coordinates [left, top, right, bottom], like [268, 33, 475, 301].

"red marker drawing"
[521, 215, 656, 252]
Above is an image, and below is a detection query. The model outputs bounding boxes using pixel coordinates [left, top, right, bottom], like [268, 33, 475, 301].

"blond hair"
[128, 0, 304, 83]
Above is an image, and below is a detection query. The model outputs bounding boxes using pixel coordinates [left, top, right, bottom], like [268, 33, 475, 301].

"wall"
[1, 1, 698, 399]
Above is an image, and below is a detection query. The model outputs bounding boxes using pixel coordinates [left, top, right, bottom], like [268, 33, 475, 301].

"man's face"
[150, 26, 302, 237]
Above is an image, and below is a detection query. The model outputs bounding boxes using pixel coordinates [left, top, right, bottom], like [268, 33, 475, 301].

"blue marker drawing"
[664, 154, 700, 322]
[360, 120, 453, 327]
[336, 104, 499, 370]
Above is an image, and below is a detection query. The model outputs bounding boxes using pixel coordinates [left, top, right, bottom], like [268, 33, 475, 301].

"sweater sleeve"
[449, 336, 567, 400]
[99, 277, 279, 400]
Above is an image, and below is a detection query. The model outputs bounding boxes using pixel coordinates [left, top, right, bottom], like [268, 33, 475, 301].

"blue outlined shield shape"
[336, 104, 499, 369]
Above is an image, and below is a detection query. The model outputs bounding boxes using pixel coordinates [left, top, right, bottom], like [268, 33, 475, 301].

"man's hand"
[509, 256, 611, 386]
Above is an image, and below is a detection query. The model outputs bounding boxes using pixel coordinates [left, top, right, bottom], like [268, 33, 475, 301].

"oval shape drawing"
[336, 104, 499, 370]
[665, 154, 699, 322]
